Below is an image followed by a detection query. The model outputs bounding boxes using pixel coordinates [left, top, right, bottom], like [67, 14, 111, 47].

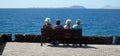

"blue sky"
[0, 0, 120, 8]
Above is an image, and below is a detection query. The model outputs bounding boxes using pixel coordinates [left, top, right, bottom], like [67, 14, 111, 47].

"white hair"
[65, 19, 71, 25]
[45, 17, 50, 22]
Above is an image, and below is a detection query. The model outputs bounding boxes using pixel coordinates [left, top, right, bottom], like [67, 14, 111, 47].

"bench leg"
[43, 37, 46, 45]
[41, 36, 46, 46]
[83, 38, 88, 46]
[41, 36, 43, 46]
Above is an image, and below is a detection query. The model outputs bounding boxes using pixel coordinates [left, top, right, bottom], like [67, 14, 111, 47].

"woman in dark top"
[42, 17, 54, 29]
[41, 17, 54, 46]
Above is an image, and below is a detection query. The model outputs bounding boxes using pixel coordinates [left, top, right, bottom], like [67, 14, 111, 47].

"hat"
[45, 17, 50, 22]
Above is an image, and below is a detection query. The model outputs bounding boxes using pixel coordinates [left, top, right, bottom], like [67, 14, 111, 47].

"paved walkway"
[0, 42, 120, 56]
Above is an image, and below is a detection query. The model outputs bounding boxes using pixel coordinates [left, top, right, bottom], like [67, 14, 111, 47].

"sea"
[0, 8, 120, 40]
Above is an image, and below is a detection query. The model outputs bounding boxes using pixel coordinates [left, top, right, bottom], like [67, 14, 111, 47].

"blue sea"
[0, 8, 120, 38]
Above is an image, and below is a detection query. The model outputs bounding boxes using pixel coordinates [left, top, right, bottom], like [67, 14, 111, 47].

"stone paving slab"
[1, 42, 120, 56]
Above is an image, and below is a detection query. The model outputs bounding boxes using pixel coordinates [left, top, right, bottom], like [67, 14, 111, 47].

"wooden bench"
[41, 28, 87, 46]
[41, 28, 53, 46]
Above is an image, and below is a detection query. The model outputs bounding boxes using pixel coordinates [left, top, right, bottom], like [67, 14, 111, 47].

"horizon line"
[0, 7, 120, 9]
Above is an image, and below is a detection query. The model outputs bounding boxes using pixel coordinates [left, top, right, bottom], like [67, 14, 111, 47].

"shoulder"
[48, 23, 51, 25]
[42, 24, 46, 27]
[55, 25, 63, 28]
[73, 24, 77, 27]
[72, 24, 77, 28]
[64, 25, 66, 27]
[60, 25, 63, 27]
[42, 24, 52, 29]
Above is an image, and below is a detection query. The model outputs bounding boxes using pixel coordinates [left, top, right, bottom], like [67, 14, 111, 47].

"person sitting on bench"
[72, 19, 82, 29]
[54, 19, 64, 29]
[72, 19, 82, 46]
[51, 19, 64, 45]
[64, 19, 72, 29]
[42, 17, 54, 29]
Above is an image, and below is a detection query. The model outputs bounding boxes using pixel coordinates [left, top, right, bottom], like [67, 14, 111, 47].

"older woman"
[72, 19, 82, 46]
[64, 19, 72, 29]
[42, 17, 54, 29]
[72, 19, 82, 29]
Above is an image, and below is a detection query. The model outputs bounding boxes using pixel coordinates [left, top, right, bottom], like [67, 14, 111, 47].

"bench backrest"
[72, 29, 82, 38]
[41, 28, 82, 38]
[41, 28, 53, 38]
[53, 29, 64, 40]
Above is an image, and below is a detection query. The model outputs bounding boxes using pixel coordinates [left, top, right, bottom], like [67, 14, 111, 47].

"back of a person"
[72, 25, 82, 29]
[55, 25, 63, 29]
[73, 19, 82, 29]
[54, 19, 64, 29]
[42, 17, 53, 30]
[64, 19, 72, 29]
[64, 25, 71, 29]
[42, 23, 52, 30]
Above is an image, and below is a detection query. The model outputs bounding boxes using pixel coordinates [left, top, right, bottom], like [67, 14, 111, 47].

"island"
[64, 5, 86, 9]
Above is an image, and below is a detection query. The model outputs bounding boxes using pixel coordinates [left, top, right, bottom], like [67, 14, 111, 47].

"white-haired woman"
[42, 17, 54, 29]
[64, 19, 72, 29]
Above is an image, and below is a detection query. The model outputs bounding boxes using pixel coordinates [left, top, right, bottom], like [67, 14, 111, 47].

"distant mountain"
[102, 5, 120, 9]
[64, 5, 86, 9]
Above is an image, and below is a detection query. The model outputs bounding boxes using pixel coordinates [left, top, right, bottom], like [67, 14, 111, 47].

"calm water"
[0, 8, 120, 37]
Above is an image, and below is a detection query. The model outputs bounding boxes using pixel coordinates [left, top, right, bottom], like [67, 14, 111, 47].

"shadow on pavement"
[47, 44, 98, 49]
[0, 42, 7, 55]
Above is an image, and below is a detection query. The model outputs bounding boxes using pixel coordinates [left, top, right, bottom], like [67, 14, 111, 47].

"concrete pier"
[0, 42, 120, 56]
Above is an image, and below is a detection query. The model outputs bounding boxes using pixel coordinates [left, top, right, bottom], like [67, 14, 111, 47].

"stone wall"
[0, 34, 119, 44]
[0, 34, 12, 45]
[83, 36, 112, 44]
[14, 34, 41, 42]
[116, 36, 120, 44]
[0, 34, 3, 45]
[2, 34, 12, 42]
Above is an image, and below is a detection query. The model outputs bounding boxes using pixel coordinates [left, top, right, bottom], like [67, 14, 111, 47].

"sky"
[0, 0, 120, 8]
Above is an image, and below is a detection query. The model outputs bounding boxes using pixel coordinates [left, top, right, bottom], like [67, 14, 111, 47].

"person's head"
[56, 19, 60, 25]
[65, 19, 71, 25]
[45, 17, 50, 23]
[76, 19, 81, 25]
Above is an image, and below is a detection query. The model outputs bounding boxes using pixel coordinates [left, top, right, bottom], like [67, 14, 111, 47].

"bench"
[41, 28, 87, 46]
